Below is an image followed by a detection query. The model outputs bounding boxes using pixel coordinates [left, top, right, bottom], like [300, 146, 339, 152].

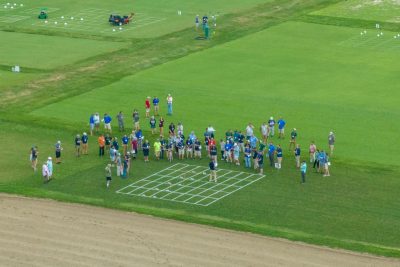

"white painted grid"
[116, 163, 264, 206]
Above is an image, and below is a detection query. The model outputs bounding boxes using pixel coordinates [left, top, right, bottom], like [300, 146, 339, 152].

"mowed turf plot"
[312, 0, 400, 23]
[0, 0, 272, 38]
[32, 21, 400, 167]
[0, 31, 127, 69]
[0, 70, 44, 91]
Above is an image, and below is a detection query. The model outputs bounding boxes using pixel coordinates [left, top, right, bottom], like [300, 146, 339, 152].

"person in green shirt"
[154, 139, 161, 160]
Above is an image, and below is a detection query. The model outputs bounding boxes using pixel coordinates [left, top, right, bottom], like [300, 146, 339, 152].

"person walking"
[209, 160, 217, 182]
[300, 161, 307, 184]
[105, 163, 112, 188]
[55, 141, 62, 164]
[98, 134, 105, 157]
[166, 94, 173, 115]
[328, 131, 335, 156]
[117, 111, 124, 132]
[30, 146, 39, 172]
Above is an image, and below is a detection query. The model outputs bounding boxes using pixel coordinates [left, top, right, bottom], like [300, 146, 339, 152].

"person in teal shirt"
[300, 161, 307, 183]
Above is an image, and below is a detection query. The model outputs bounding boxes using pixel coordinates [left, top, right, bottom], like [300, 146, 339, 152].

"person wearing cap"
[209, 159, 217, 182]
[289, 128, 297, 152]
[30, 146, 39, 172]
[103, 113, 112, 134]
[277, 117, 286, 139]
[268, 117, 275, 137]
[145, 97, 151, 118]
[116, 111, 124, 132]
[153, 96, 160, 116]
[47, 157, 53, 180]
[93, 112, 100, 134]
[328, 131, 335, 156]
[75, 134, 81, 157]
[166, 94, 173, 115]
[98, 134, 105, 157]
[42, 161, 49, 183]
[154, 138, 161, 160]
[105, 163, 112, 188]
[81, 132, 89, 155]
[294, 144, 301, 168]
[150, 116, 157, 134]
[55, 141, 62, 164]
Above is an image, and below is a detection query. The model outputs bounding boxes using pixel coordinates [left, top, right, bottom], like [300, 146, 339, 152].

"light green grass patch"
[32, 21, 400, 166]
[0, 31, 127, 69]
[0, 70, 43, 91]
[312, 0, 400, 23]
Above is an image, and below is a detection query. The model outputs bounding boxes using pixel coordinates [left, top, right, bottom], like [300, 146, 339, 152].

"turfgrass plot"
[117, 163, 264, 206]
[312, 0, 400, 23]
[0, 31, 127, 69]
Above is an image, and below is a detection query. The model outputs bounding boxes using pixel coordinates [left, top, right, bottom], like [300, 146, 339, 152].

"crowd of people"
[30, 94, 336, 186]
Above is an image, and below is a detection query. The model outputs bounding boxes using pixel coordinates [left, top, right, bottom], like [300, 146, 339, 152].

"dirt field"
[0, 194, 399, 267]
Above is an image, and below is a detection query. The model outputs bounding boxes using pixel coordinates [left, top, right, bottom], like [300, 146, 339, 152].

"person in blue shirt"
[186, 138, 193, 159]
[294, 144, 301, 168]
[300, 161, 307, 183]
[276, 144, 283, 169]
[318, 150, 326, 174]
[277, 117, 286, 139]
[268, 142, 275, 167]
[89, 114, 95, 136]
[177, 139, 184, 160]
[103, 113, 112, 134]
[135, 129, 143, 149]
[224, 141, 232, 163]
[152, 96, 160, 116]
[122, 134, 129, 155]
[81, 132, 89, 155]
[249, 135, 258, 150]
[244, 144, 252, 168]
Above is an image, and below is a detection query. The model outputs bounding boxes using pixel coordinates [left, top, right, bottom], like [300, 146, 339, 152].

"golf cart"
[109, 13, 134, 26]
[38, 8, 48, 19]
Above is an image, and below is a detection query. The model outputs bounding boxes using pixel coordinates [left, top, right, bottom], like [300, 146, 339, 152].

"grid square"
[116, 163, 264, 206]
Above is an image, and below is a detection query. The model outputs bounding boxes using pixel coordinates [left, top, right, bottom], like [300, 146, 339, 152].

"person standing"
[116, 153, 122, 177]
[98, 134, 105, 157]
[47, 157, 53, 180]
[289, 128, 297, 152]
[153, 96, 160, 116]
[277, 117, 286, 139]
[328, 131, 335, 156]
[309, 141, 317, 163]
[167, 141, 173, 162]
[150, 116, 157, 134]
[55, 141, 62, 164]
[209, 160, 217, 182]
[257, 150, 264, 175]
[294, 144, 301, 168]
[245, 123, 254, 140]
[154, 139, 161, 160]
[186, 138, 193, 159]
[105, 134, 111, 151]
[166, 94, 173, 115]
[133, 109, 140, 131]
[81, 132, 89, 155]
[300, 161, 307, 184]
[93, 112, 100, 134]
[30, 146, 39, 172]
[42, 161, 49, 183]
[89, 114, 95, 136]
[219, 139, 226, 160]
[168, 122, 175, 137]
[145, 97, 151, 118]
[160, 136, 166, 159]
[103, 113, 112, 134]
[313, 149, 320, 170]
[210, 144, 218, 163]
[143, 140, 150, 162]
[75, 134, 81, 157]
[260, 122, 268, 143]
[268, 117, 275, 137]
[117, 111, 124, 132]
[323, 154, 331, 177]
[194, 139, 202, 159]
[244, 144, 252, 168]
[233, 143, 240, 166]
[268, 142, 275, 167]
[122, 134, 129, 155]
[276, 144, 283, 169]
[105, 163, 112, 188]
[159, 117, 165, 136]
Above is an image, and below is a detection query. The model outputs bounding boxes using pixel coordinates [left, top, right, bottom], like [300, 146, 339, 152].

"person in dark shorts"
[143, 140, 150, 162]
[209, 160, 217, 182]
[105, 164, 112, 188]
[55, 141, 62, 164]
[75, 134, 81, 157]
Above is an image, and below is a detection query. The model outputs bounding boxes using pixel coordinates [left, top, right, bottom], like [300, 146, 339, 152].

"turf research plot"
[117, 163, 264, 206]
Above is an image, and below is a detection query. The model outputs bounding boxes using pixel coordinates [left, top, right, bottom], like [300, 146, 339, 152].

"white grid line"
[116, 163, 265, 206]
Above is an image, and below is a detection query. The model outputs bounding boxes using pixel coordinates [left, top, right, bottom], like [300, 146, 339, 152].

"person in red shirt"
[145, 97, 151, 118]
[208, 137, 216, 157]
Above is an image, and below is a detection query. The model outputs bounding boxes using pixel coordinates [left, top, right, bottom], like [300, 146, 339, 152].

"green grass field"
[312, 0, 400, 23]
[1, 0, 400, 258]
